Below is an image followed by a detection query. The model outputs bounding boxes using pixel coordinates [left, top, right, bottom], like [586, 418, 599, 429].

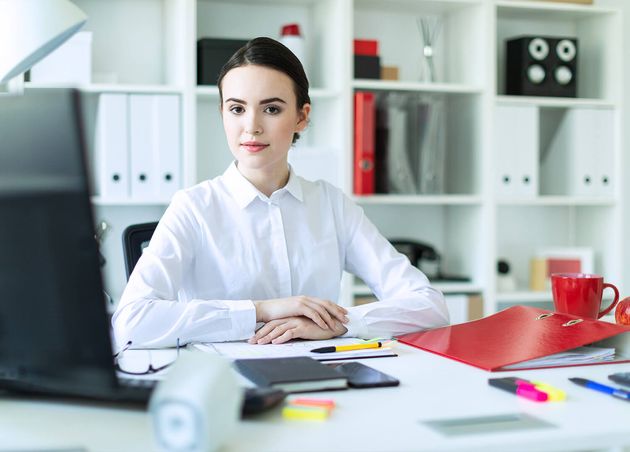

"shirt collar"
[222, 162, 303, 209]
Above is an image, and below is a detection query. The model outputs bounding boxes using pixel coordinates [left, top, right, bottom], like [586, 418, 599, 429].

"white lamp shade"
[0, 0, 87, 83]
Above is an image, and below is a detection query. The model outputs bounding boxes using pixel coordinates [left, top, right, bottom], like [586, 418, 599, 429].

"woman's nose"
[245, 112, 262, 136]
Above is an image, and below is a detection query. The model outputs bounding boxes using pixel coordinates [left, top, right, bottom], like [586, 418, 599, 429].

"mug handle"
[598, 283, 620, 318]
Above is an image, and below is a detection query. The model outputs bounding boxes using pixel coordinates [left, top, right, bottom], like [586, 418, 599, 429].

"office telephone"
[389, 239, 469, 282]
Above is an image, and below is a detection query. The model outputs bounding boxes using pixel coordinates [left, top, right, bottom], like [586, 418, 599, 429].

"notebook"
[234, 357, 348, 393]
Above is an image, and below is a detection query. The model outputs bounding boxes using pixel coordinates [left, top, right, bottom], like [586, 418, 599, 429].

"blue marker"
[569, 377, 630, 401]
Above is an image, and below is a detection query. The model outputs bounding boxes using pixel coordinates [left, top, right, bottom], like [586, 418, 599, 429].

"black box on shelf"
[506, 36, 578, 97]
[354, 55, 380, 79]
[197, 38, 248, 85]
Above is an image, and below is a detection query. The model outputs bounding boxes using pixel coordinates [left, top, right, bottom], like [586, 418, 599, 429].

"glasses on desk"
[113, 339, 181, 376]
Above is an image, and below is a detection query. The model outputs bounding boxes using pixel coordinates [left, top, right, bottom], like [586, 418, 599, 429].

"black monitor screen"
[0, 89, 117, 395]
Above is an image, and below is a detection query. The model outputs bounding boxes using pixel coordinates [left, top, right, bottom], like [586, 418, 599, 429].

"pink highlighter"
[489, 377, 549, 402]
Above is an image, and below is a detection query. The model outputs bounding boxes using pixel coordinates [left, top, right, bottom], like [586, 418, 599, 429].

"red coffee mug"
[551, 273, 619, 319]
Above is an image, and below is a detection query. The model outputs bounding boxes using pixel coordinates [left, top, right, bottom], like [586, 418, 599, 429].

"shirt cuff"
[340, 307, 369, 339]
[230, 299, 257, 340]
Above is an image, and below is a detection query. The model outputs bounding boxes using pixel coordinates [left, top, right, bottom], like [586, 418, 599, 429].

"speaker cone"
[527, 64, 546, 84]
[554, 65, 573, 85]
[556, 39, 576, 62]
[528, 38, 549, 61]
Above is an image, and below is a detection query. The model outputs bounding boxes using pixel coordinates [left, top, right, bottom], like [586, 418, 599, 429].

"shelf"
[25, 82, 183, 94]
[75, 0, 624, 319]
[496, 196, 616, 206]
[353, 282, 482, 296]
[356, 0, 482, 14]
[91, 197, 171, 206]
[196, 86, 339, 100]
[354, 195, 482, 206]
[496, 1, 618, 19]
[353, 80, 482, 95]
[496, 95, 617, 109]
[496, 291, 551, 303]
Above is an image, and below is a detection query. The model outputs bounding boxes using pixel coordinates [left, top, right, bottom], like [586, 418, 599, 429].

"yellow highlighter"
[282, 405, 330, 421]
[531, 381, 567, 401]
[310, 341, 382, 353]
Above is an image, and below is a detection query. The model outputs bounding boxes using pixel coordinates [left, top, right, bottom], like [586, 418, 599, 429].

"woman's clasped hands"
[250, 296, 349, 344]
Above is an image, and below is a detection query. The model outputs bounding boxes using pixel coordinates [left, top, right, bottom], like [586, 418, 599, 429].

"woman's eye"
[264, 105, 281, 115]
[229, 105, 244, 114]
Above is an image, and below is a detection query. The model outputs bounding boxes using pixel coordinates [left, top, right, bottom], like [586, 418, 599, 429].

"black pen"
[569, 377, 630, 401]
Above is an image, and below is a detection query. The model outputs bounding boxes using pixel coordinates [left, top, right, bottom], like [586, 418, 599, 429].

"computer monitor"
[0, 89, 121, 398]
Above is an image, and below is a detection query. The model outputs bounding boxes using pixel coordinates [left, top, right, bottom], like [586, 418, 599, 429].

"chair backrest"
[122, 222, 158, 280]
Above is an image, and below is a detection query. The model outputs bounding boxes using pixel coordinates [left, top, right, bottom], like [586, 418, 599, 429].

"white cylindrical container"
[280, 23, 306, 71]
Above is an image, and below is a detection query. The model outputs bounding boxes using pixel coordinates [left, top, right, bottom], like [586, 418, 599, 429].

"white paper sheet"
[193, 338, 397, 361]
[502, 346, 615, 370]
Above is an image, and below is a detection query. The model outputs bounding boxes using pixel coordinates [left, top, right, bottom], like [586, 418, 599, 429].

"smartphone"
[328, 362, 400, 388]
[608, 372, 630, 388]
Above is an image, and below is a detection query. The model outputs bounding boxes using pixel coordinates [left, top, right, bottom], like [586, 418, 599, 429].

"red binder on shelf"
[398, 305, 630, 372]
[353, 91, 375, 195]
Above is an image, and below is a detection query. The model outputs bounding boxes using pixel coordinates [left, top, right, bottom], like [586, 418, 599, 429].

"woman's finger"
[298, 304, 329, 330]
[257, 323, 290, 344]
[248, 319, 281, 343]
[312, 297, 349, 323]
[305, 300, 336, 329]
[271, 328, 296, 344]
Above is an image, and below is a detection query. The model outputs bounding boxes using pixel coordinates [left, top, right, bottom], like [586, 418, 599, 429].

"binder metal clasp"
[536, 313, 554, 320]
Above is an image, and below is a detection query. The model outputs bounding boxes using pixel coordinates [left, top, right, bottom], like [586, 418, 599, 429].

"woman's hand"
[253, 296, 348, 330]
[248, 316, 348, 345]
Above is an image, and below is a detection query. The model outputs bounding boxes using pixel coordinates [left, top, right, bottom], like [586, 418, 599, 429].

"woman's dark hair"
[217, 37, 310, 144]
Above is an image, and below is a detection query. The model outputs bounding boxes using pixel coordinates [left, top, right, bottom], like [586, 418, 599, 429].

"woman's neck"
[237, 163, 290, 198]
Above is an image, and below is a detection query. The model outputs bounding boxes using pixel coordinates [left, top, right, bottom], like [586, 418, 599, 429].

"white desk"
[1, 344, 629, 452]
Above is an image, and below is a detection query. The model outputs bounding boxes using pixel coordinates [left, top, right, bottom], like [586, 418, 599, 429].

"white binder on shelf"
[95, 93, 129, 199]
[494, 104, 538, 198]
[541, 108, 614, 197]
[589, 109, 615, 197]
[129, 95, 158, 200]
[154, 95, 182, 200]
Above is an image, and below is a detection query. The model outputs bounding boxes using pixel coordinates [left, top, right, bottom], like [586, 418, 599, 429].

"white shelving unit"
[491, 0, 623, 314]
[31, 0, 624, 316]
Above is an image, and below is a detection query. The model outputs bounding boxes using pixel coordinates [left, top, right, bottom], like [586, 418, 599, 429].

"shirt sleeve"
[111, 191, 257, 349]
[339, 194, 449, 339]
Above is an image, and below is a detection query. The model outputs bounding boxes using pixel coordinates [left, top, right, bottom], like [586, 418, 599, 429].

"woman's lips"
[241, 141, 268, 153]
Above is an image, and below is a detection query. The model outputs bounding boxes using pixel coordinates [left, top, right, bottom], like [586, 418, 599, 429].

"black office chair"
[122, 222, 158, 280]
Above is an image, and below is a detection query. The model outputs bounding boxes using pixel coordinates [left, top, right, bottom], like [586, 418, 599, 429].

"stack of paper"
[503, 346, 615, 370]
[194, 338, 397, 362]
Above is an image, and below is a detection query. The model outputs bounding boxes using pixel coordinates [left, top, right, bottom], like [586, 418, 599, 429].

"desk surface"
[2, 344, 630, 452]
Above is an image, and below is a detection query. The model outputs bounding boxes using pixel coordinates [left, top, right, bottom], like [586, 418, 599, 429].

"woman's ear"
[295, 103, 311, 132]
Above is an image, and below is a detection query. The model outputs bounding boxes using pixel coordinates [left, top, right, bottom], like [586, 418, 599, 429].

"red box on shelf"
[353, 39, 378, 56]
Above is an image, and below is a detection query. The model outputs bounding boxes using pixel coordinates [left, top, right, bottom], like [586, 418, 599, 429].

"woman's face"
[220, 64, 310, 177]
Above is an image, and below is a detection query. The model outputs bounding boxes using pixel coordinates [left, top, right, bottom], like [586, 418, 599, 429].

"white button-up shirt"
[112, 163, 449, 348]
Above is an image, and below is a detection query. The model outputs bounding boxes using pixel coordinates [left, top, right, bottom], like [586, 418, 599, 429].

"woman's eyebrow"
[259, 97, 286, 105]
[224, 97, 287, 105]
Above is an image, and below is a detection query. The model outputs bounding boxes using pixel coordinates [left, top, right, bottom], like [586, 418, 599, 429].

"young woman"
[112, 37, 449, 348]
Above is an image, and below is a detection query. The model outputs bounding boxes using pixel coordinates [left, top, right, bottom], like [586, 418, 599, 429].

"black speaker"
[506, 36, 578, 97]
